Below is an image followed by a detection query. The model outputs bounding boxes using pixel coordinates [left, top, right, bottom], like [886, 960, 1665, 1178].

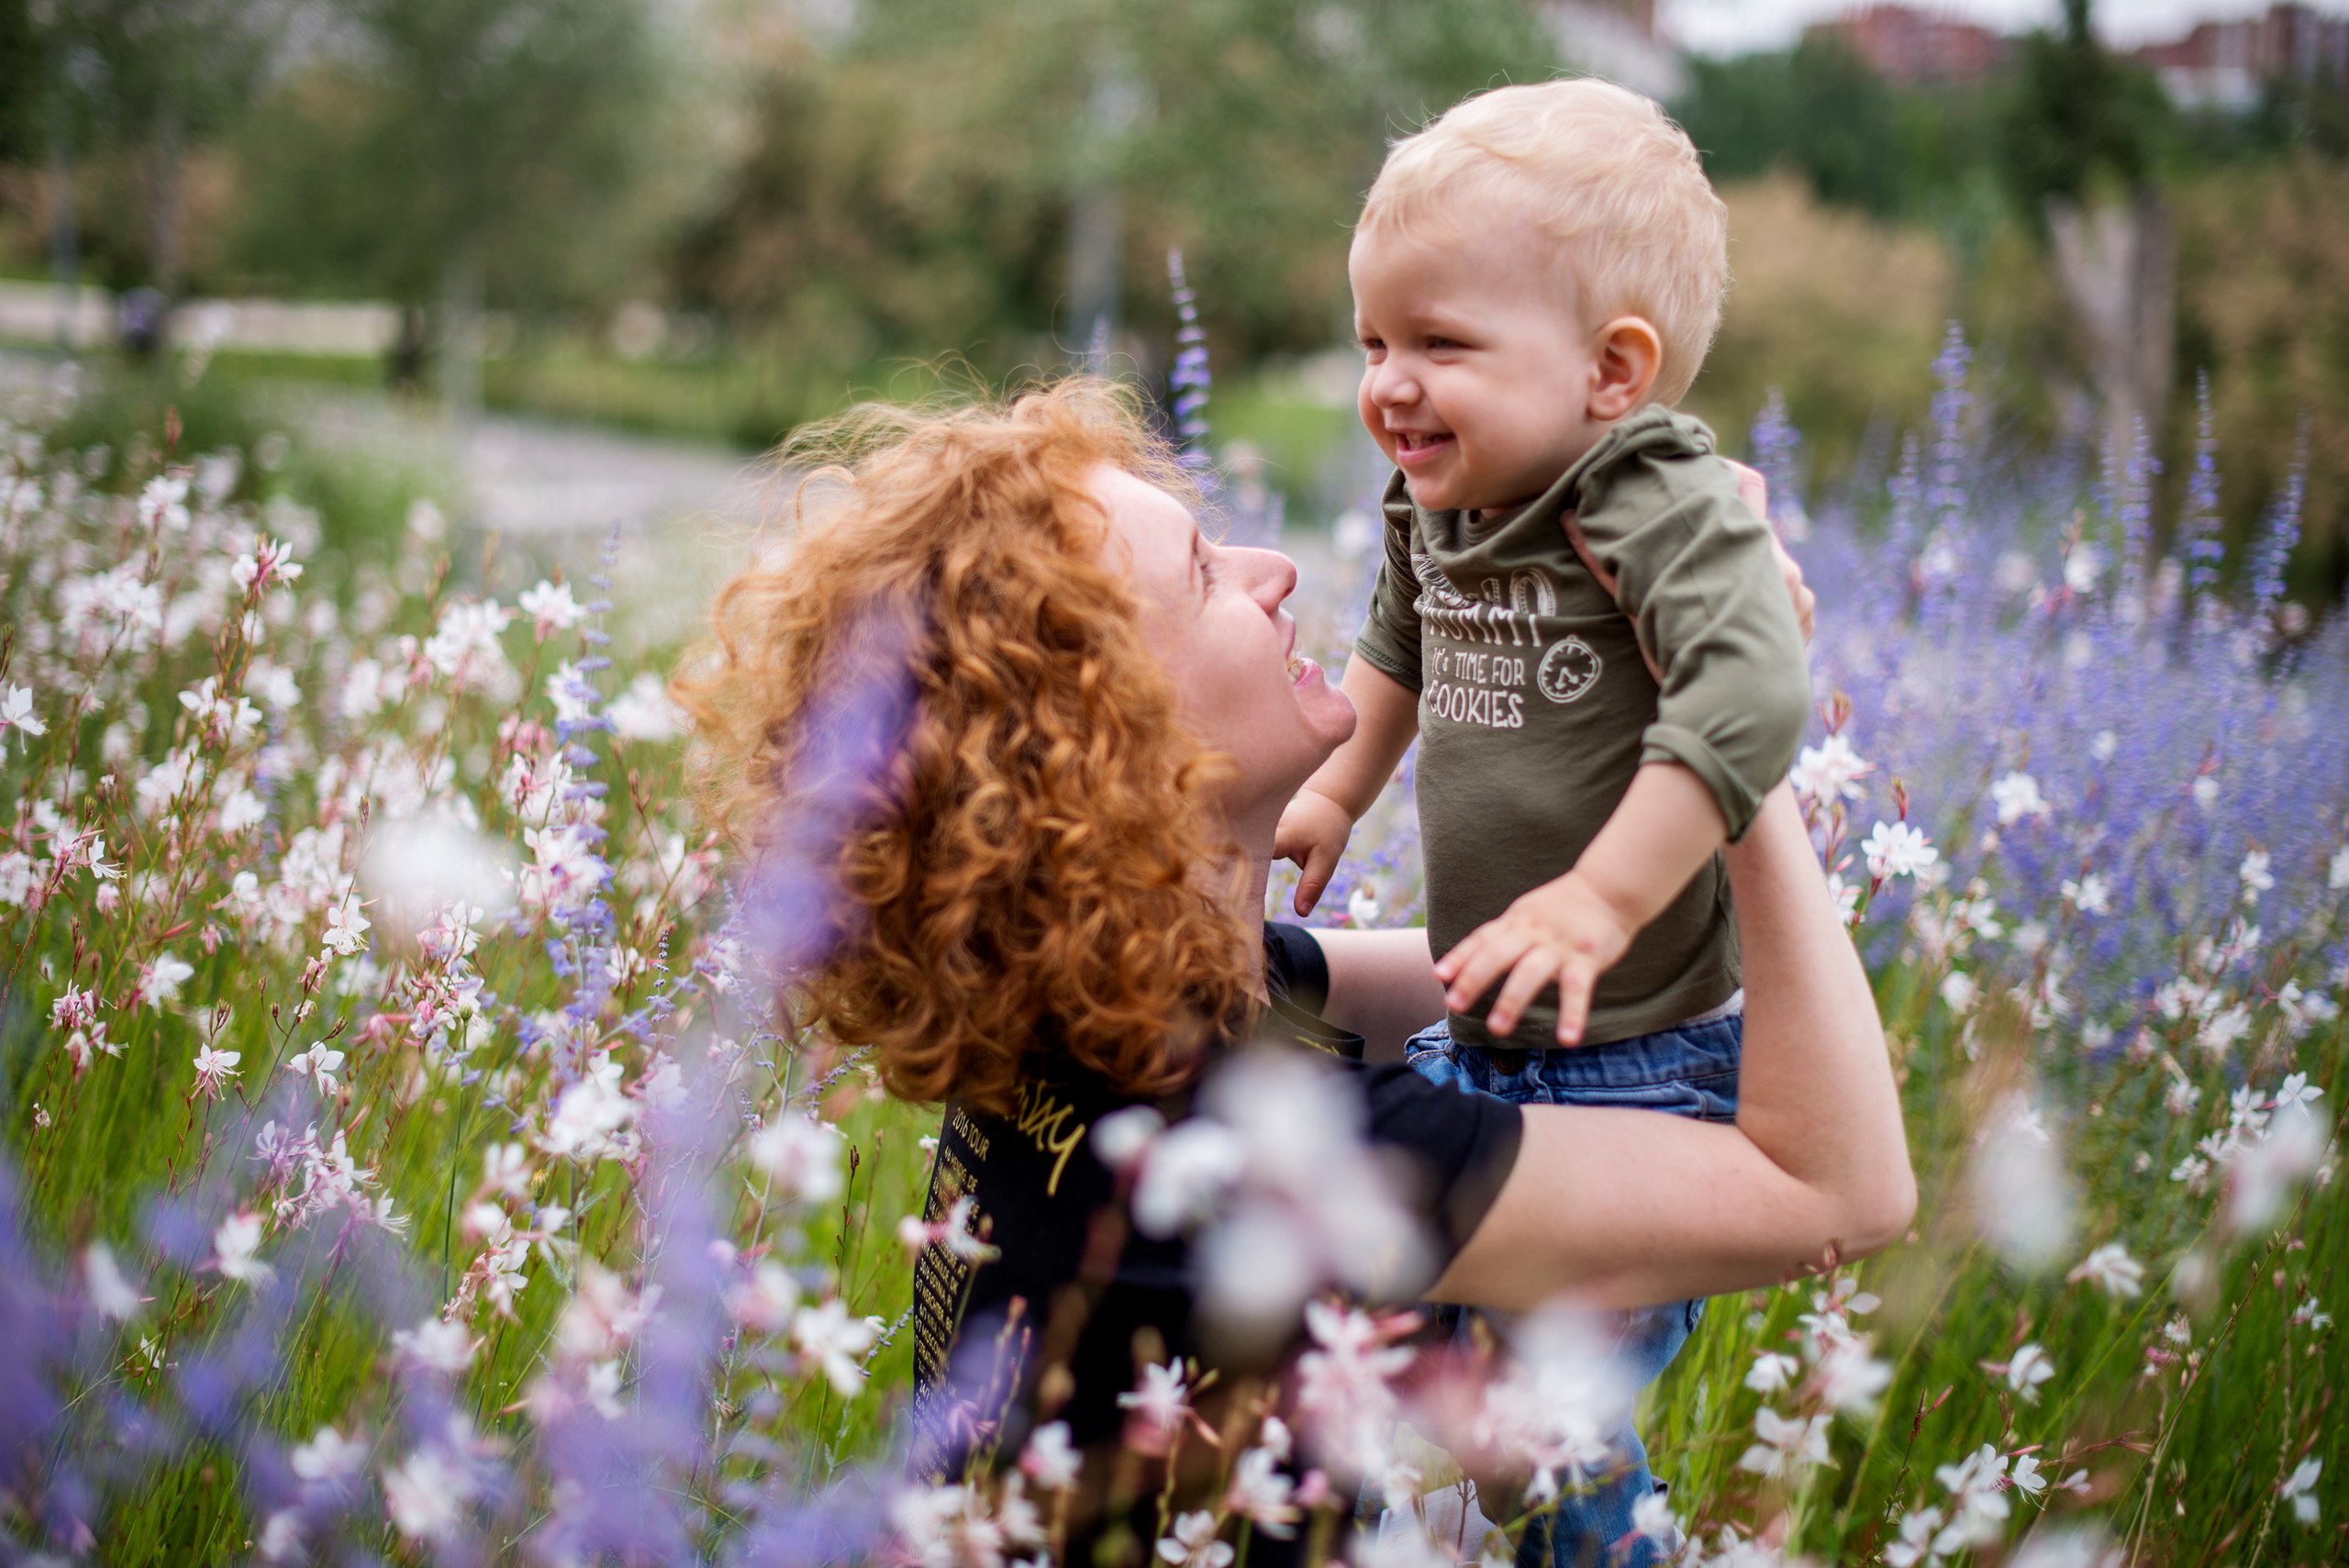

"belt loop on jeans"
[1486, 1044, 1531, 1075]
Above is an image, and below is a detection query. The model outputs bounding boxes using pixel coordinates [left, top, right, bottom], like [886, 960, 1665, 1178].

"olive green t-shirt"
[1353, 406, 1811, 1051]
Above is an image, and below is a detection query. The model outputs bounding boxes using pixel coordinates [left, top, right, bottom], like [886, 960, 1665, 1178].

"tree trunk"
[436, 241, 484, 431]
[48, 84, 79, 354]
[148, 87, 189, 304]
[2045, 190, 2176, 467]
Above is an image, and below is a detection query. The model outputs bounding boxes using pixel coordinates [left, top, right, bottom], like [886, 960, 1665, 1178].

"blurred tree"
[672, 0, 1561, 389]
[1998, 0, 2180, 465]
[0, 0, 37, 168]
[228, 0, 685, 416]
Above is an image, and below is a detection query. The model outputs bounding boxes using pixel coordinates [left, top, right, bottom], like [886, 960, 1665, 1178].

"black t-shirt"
[905, 922, 1524, 1504]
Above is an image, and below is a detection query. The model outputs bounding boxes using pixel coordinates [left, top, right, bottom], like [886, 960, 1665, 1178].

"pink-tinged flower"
[138, 473, 191, 532]
[518, 579, 584, 639]
[1019, 1420, 1081, 1490]
[0, 684, 45, 753]
[1155, 1511, 1233, 1568]
[2067, 1242, 2144, 1299]
[792, 1297, 883, 1395]
[1117, 1358, 1193, 1444]
[191, 1044, 240, 1100]
[2239, 849, 2275, 903]
[230, 536, 304, 594]
[1884, 1507, 1943, 1568]
[382, 1444, 474, 1542]
[607, 671, 687, 741]
[1863, 820, 1938, 881]
[896, 1195, 1000, 1262]
[212, 1210, 273, 1285]
[83, 1243, 144, 1320]
[1090, 1105, 1165, 1174]
[178, 677, 262, 747]
[49, 983, 96, 1034]
[1225, 1446, 1300, 1538]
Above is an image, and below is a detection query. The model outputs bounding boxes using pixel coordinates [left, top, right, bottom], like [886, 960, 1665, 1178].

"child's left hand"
[1434, 870, 1639, 1046]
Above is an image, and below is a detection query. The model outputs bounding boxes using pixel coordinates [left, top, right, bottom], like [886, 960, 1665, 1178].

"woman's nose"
[1246, 548, 1299, 611]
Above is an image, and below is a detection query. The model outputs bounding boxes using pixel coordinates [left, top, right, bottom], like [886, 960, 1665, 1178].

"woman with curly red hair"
[679, 379, 1911, 1563]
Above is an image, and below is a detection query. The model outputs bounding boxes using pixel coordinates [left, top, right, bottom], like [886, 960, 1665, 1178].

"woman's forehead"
[1089, 465, 1198, 592]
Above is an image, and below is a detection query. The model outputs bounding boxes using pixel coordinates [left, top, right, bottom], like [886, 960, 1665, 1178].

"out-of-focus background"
[1, 0, 2344, 603]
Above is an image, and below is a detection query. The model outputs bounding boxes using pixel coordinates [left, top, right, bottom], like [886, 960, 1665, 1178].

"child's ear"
[1588, 317, 1664, 421]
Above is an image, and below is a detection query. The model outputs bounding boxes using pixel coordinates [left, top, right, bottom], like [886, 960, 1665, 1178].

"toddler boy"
[1275, 79, 1811, 1565]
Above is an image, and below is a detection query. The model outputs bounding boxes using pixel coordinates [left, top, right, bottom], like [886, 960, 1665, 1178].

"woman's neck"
[1209, 814, 1278, 999]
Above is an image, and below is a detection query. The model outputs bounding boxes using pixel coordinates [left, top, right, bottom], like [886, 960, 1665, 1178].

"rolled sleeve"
[1575, 417, 1811, 840]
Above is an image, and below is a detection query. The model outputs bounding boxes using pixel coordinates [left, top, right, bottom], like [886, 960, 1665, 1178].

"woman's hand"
[1724, 459, 1815, 646]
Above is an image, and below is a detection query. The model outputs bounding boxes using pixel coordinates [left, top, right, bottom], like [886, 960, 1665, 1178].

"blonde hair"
[674, 379, 1257, 1116]
[1359, 78, 1729, 406]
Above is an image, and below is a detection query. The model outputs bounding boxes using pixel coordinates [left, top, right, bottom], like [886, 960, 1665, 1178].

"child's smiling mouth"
[1391, 429, 1456, 467]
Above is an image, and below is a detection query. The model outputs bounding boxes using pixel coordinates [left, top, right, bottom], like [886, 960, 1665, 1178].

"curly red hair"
[674, 379, 1256, 1114]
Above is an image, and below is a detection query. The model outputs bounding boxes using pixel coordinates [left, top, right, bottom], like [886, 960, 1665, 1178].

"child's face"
[1349, 219, 1606, 514]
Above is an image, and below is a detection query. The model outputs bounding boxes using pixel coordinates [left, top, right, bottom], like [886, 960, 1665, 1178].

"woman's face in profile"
[1089, 465, 1358, 815]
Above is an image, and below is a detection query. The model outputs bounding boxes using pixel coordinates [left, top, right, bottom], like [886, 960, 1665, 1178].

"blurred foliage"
[223, 0, 695, 315]
[1996, 0, 2178, 224]
[2174, 153, 2349, 595]
[1687, 175, 1954, 481]
[671, 0, 1563, 380]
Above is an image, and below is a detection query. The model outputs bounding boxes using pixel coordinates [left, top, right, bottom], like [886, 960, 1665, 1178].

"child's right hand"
[1275, 788, 1353, 916]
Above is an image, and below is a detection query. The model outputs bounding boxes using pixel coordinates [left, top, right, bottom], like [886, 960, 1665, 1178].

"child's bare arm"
[1275, 656, 1419, 914]
[1434, 762, 1726, 1042]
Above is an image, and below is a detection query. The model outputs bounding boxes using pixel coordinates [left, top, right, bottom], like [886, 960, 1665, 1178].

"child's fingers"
[1293, 843, 1337, 916]
[1553, 960, 1598, 1047]
[1442, 927, 1529, 1015]
[1485, 949, 1560, 1038]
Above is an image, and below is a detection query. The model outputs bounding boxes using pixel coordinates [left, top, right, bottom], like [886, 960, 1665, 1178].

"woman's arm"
[1312, 926, 1446, 1064]
[1430, 784, 1915, 1311]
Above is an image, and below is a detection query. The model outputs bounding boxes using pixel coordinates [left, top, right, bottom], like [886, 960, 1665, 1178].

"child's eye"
[1359, 338, 1386, 357]
[1426, 336, 1463, 351]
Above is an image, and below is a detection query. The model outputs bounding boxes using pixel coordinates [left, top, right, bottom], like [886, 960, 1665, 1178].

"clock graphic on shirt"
[1537, 637, 1602, 704]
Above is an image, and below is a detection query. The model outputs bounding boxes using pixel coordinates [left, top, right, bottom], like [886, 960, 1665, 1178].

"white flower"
[1791, 734, 1872, 803]
[291, 1425, 369, 1482]
[1743, 1351, 1799, 1395]
[0, 684, 45, 752]
[320, 895, 371, 958]
[2060, 873, 2110, 916]
[519, 579, 584, 639]
[2240, 850, 2275, 904]
[2067, 1242, 2144, 1298]
[748, 1111, 845, 1202]
[2192, 775, 2220, 811]
[84, 1243, 144, 1320]
[1629, 1489, 1680, 1547]
[286, 1042, 347, 1096]
[1346, 884, 1381, 925]
[2273, 1072, 2323, 1115]
[792, 1297, 883, 1396]
[1990, 771, 2049, 826]
[2332, 845, 2349, 892]
[1940, 970, 1979, 1014]
[383, 1444, 474, 1542]
[1814, 1334, 1895, 1416]
[1994, 1342, 2055, 1401]
[1091, 1105, 1165, 1173]
[2281, 1457, 2322, 1524]
[1155, 1510, 1232, 1568]
[1130, 1121, 1245, 1235]
[1019, 1420, 1081, 1490]
[1885, 1507, 1943, 1568]
[1736, 1407, 1831, 1478]
[139, 473, 191, 531]
[213, 1210, 273, 1285]
[143, 953, 195, 1010]
[1863, 820, 1938, 881]
[607, 671, 687, 741]
[391, 1318, 477, 1375]
[192, 1044, 241, 1100]
[2008, 1452, 2050, 1496]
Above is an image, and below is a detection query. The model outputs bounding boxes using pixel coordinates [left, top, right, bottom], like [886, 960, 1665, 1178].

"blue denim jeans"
[1405, 1011, 1742, 1568]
